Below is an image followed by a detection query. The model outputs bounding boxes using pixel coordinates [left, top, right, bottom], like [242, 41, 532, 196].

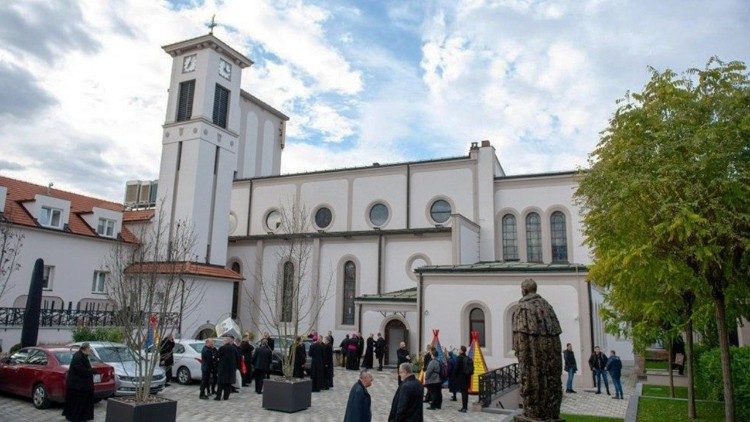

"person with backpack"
[455, 345, 473, 413]
[424, 347, 443, 410]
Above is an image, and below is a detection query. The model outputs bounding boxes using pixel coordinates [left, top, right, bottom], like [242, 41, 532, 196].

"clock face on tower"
[182, 54, 196, 73]
[219, 58, 232, 80]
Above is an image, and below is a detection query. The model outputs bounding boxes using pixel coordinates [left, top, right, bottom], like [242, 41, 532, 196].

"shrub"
[72, 326, 124, 343]
[696, 346, 750, 421]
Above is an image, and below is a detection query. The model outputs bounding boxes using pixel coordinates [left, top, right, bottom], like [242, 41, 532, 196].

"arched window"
[550, 211, 568, 262]
[281, 262, 294, 322]
[469, 307, 486, 347]
[526, 212, 542, 262]
[501, 214, 518, 261]
[342, 261, 356, 325]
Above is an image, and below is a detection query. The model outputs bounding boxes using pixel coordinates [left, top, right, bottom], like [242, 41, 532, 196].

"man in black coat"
[308, 337, 325, 392]
[323, 336, 334, 389]
[63, 343, 95, 422]
[388, 363, 423, 422]
[199, 339, 215, 399]
[160, 334, 175, 386]
[375, 333, 386, 371]
[214, 337, 237, 400]
[344, 369, 373, 422]
[454, 345, 472, 413]
[253, 340, 272, 394]
[396, 342, 410, 386]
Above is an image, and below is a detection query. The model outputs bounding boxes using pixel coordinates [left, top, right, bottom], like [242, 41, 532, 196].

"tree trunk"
[667, 339, 674, 398]
[713, 291, 735, 421]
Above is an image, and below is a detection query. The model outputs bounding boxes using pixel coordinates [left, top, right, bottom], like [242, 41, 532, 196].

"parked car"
[68, 341, 165, 396]
[145, 339, 206, 384]
[0, 346, 116, 409]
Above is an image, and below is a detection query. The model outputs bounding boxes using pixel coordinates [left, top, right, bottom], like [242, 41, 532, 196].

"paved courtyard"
[0, 367, 633, 421]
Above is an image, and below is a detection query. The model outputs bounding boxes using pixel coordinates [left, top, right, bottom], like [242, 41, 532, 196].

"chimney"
[0, 185, 6, 214]
[481, 140, 491, 147]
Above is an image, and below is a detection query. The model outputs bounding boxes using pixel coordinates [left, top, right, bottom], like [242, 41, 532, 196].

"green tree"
[576, 59, 750, 421]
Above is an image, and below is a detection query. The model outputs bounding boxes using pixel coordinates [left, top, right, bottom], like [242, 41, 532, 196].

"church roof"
[355, 287, 417, 303]
[415, 261, 588, 274]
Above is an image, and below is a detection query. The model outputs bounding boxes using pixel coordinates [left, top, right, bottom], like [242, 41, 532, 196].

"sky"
[0, 0, 748, 202]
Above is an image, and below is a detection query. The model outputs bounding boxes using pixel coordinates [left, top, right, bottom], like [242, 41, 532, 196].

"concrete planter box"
[105, 397, 177, 422]
[262, 378, 312, 413]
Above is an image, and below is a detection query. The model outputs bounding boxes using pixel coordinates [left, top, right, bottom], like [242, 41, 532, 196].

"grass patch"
[560, 414, 622, 422]
[638, 397, 724, 422]
[644, 360, 668, 370]
[642, 384, 688, 398]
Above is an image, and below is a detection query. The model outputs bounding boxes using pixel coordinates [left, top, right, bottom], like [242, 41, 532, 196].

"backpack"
[463, 357, 474, 376]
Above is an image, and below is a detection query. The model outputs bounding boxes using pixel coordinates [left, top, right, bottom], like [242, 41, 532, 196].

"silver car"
[68, 341, 166, 396]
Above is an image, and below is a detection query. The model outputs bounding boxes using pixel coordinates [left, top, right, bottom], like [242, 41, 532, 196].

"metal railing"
[478, 362, 520, 408]
[0, 307, 179, 328]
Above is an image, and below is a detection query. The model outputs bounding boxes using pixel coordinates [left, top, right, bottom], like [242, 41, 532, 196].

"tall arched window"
[342, 261, 356, 325]
[526, 212, 542, 262]
[501, 214, 518, 261]
[281, 262, 294, 322]
[550, 211, 568, 262]
[469, 307, 486, 347]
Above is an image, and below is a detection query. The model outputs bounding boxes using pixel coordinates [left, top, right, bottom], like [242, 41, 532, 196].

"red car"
[0, 346, 116, 409]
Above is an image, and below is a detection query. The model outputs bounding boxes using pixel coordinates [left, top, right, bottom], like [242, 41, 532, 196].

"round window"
[265, 210, 282, 232]
[369, 203, 389, 227]
[430, 199, 451, 223]
[314, 207, 332, 229]
[228, 212, 238, 235]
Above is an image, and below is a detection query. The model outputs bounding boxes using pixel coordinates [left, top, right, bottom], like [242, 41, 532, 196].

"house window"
[526, 212, 542, 262]
[342, 261, 356, 325]
[42, 266, 54, 290]
[212, 84, 230, 128]
[92, 271, 107, 294]
[176, 79, 195, 122]
[502, 214, 519, 261]
[281, 262, 294, 323]
[97, 218, 116, 238]
[429, 199, 451, 224]
[469, 307, 486, 347]
[39, 206, 62, 228]
[368, 203, 389, 227]
[551, 211, 568, 262]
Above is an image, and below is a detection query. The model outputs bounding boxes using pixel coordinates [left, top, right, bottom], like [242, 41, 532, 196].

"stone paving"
[0, 367, 634, 421]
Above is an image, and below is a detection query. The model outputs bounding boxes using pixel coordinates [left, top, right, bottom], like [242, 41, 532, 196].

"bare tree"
[246, 201, 333, 378]
[0, 219, 23, 305]
[104, 209, 204, 401]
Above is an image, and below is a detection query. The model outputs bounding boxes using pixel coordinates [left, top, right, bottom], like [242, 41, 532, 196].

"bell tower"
[157, 34, 253, 265]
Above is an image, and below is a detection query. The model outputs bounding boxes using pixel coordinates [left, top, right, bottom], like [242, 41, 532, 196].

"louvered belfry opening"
[176, 79, 195, 121]
[212, 84, 230, 128]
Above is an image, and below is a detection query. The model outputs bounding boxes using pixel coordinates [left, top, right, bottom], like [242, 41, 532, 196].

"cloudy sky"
[0, 0, 748, 201]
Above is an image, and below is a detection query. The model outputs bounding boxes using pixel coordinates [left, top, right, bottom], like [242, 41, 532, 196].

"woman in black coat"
[63, 343, 95, 422]
[362, 334, 374, 369]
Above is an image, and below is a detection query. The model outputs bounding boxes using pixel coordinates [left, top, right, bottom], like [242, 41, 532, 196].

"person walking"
[454, 345, 472, 413]
[362, 334, 375, 369]
[240, 336, 254, 387]
[292, 336, 306, 378]
[159, 334, 175, 386]
[424, 348, 442, 410]
[62, 342, 95, 422]
[563, 343, 577, 393]
[309, 336, 325, 392]
[396, 341, 410, 386]
[323, 336, 334, 389]
[588, 346, 610, 395]
[375, 333, 386, 371]
[214, 337, 237, 400]
[388, 363, 423, 421]
[199, 339, 215, 399]
[344, 369, 373, 422]
[606, 350, 624, 399]
[253, 340, 272, 394]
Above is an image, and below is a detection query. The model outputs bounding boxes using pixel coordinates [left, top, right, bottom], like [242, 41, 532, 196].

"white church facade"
[0, 33, 638, 386]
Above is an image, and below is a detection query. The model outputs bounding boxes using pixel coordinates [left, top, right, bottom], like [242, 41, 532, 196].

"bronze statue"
[512, 279, 563, 421]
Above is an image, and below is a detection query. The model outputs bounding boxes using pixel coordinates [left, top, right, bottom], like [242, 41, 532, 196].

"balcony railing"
[478, 362, 520, 408]
[0, 307, 179, 328]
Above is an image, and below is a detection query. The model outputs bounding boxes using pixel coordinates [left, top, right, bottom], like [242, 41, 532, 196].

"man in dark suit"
[214, 337, 237, 400]
[253, 340, 273, 394]
[388, 362, 423, 421]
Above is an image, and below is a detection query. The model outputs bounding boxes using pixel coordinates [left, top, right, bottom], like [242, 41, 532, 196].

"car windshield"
[54, 351, 103, 365]
[189, 343, 204, 353]
[97, 347, 137, 363]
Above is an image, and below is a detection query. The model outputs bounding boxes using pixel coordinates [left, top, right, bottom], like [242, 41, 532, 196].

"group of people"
[563, 343, 624, 399]
[198, 334, 274, 400]
[339, 332, 387, 371]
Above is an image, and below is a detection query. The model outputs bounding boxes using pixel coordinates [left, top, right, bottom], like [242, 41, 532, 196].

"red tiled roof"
[0, 175, 138, 243]
[125, 261, 243, 281]
[123, 209, 155, 222]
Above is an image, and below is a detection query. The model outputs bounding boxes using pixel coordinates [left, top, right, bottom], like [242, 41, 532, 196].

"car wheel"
[177, 366, 191, 385]
[32, 383, 50, 409]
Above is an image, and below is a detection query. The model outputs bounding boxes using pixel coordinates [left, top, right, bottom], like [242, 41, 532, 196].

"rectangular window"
[92, 271, 107, 293]
[212, 84, 230, 128]
[39, 206, 62, 228]
[97, 218, 116, 238]
[42, 266, 54, 290]
[176, 79, 195, 122]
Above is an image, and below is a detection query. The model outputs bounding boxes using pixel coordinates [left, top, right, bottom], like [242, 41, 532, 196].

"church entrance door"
[384, 319, 407, 365]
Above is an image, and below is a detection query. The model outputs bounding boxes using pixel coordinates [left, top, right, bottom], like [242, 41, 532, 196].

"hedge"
[696, 346, 750, 421]
[71, 326, 124, 343]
